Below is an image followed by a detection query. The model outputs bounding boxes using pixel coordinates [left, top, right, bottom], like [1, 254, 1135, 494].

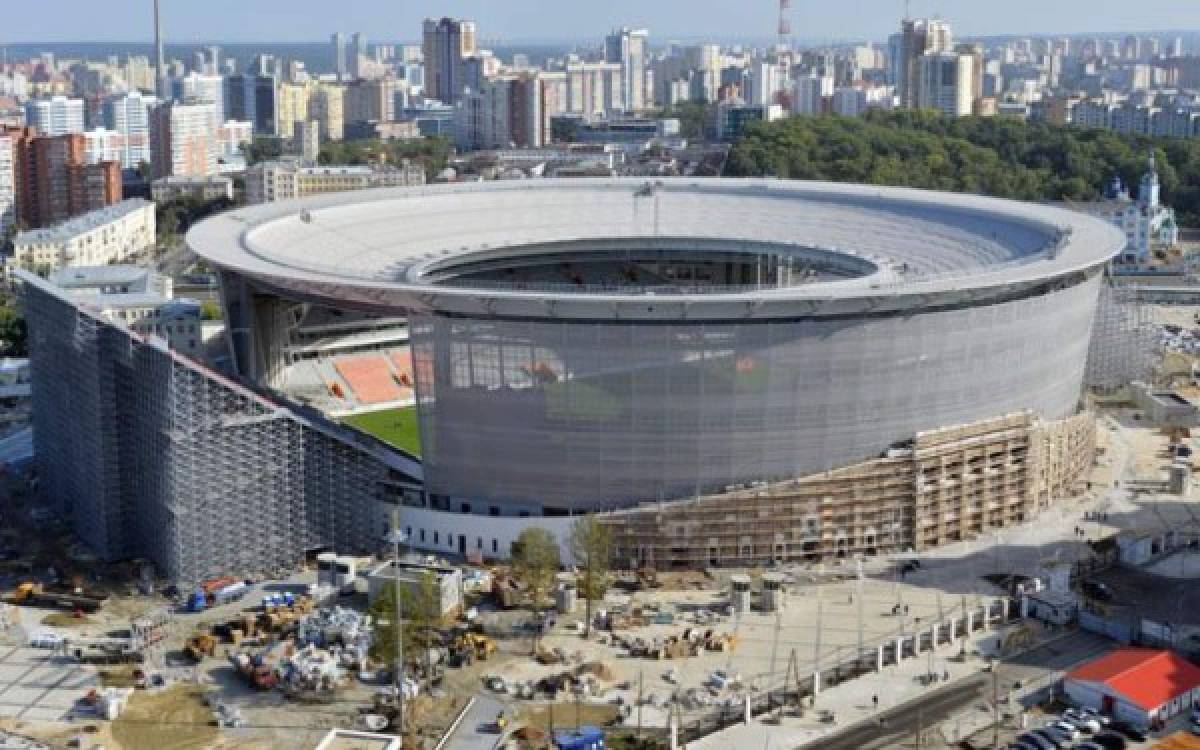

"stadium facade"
[21, 178, 1129, 580]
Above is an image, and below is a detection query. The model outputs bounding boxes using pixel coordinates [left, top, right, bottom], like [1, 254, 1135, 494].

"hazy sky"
[3, 0, 1197, 44]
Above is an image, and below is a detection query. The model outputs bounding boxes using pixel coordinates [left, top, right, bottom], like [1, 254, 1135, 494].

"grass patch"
[41, 612, 94, 627]
[343, 406, 422, 456]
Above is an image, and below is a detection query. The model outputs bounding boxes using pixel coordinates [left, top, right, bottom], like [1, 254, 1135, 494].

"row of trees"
[317, 136, 453, 181]
[725, 110, 1200, 227]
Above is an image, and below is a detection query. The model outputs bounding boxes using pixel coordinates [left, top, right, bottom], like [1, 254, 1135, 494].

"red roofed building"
[1064, 648, 1200, 727]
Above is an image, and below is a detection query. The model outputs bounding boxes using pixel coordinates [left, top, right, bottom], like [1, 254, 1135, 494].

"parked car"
[1108, 721, 1147, 742]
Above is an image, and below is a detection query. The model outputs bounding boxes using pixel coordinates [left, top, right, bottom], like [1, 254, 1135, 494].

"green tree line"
[725, 110, 1200, 227]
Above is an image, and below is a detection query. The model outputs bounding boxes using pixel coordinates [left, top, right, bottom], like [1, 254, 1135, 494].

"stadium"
[188, 178, 1126, 565]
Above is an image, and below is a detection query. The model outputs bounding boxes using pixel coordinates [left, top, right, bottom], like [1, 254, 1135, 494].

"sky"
[3, 0, 1198, 45]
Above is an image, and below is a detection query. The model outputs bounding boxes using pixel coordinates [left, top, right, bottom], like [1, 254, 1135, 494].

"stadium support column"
[217, 271, 296, 388]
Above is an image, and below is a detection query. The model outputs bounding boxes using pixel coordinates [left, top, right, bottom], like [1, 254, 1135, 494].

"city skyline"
[1, 0, 1198, 45]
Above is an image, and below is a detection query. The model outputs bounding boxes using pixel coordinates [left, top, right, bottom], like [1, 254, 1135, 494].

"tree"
[570, 516, 613, 637]
[200, 301, 223, 321]
[0, 307, 27, 357]
[368, 570, 442, 686]
[512, 527, 561, 649]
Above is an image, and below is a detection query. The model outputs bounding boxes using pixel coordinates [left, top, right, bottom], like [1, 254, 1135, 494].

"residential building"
[565, 61, 624, 117]
[1065, 648, 1200, 728]
[917, 51, 976, 117]
[716, 101, 784, 141]
[244, 160, 425, 204]
[297, 120, 320, 163]
[172, 72, 225, 130]
[224, 73, 277, 135]
[9, 199, 155, 274]
[0, 129, 18, 239]
[889, 18, 954, 109]
[605, 27, 650, 112]
[351, 32, 368, 80]
[423, 17, 478, 104]
[150, 175, 234, 203]
[310, 83, 346, 141]
[16, 133, 122, 229]
[276, 82, 312, 140]
[150, 101, 218, 178]
[103, 91, 156, 170]
[344, 79, 397, 127]
[24, 96, 85, 136]
[47, 265, 201, 357]
[331, 32, 348, 80]
[456, 73, 547, 151]
[83, 128, 125, 166]
[793, 74, 834, 115]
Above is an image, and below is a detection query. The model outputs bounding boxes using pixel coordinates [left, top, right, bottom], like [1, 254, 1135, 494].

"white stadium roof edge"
[187, 177, 1127, 321]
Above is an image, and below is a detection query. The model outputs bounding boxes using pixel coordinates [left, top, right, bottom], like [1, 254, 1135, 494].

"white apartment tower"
[605, 27, 650, 112]
[918, 52, 975, 117]
[150, 101, 218, 179]
[25, 96, 85, 136]
[104, 91, 156, 170]
[0, 133, 15, 239]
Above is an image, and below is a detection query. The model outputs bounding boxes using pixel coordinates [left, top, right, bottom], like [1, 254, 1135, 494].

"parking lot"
[0, 646, 98, 722]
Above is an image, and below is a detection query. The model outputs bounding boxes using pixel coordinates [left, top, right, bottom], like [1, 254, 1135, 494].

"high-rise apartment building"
[309, 84, 345, 142]
[888, 18, 953, 109]
[423, 17, 479, 104]
[351, 33, 368, 80]
[173, 72, 225, 131]
[14, 133, 121, 229]
[917, 51, 976, 117]
[225, 73, 277, 135]
[25, 96, 86, 136]
[344, 79, 397, 126]
[565, 61, 624, 117]
[0, 129, 21, 239]
[103, 91, 156, 170]
[276, 82, 312, 140]
[150, 101, 218, 178]
[605, 28, 650, 112]
[332, 32, 348, 80]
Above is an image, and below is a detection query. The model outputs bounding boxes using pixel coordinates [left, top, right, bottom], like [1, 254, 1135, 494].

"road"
[440, 695, 508, 750]
[810, 631, 1115, 750]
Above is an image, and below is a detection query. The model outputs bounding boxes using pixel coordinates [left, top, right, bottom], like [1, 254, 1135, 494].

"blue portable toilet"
[555, 726, 604, 750]
[187, 589, 208, 612]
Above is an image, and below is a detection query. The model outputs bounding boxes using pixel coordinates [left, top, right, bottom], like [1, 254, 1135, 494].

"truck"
[10, 582, 107, 613]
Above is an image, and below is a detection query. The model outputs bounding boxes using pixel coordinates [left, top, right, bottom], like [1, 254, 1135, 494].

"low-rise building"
[47, 265, 203, 358]
[1064, 648, 1200, 728]
[150, 175, 234, 203]
[8, 199, 156, 275]
[244, 160, 425, 204]
[365, 559, 463, 616]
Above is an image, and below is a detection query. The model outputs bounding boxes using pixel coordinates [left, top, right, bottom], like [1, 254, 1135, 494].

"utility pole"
[768, 604, 782, 710]
[813, 567, 824, 702]
[636, 670, 644, 738]
[856, 558, 865, 668]
[992, 661, 1000, 749]
[386, 510, 408, 738]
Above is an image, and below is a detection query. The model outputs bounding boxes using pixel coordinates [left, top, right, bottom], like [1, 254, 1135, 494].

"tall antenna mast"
[153, 0, 168, 99]
[778, 0, 793, 51]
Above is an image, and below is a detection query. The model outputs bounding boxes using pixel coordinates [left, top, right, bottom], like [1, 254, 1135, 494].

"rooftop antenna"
[904, 0, 912, 20]
[153, 0, 168, 100]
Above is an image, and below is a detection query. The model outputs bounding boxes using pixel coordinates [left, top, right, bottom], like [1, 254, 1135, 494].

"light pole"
[386, 510, 409, 737]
